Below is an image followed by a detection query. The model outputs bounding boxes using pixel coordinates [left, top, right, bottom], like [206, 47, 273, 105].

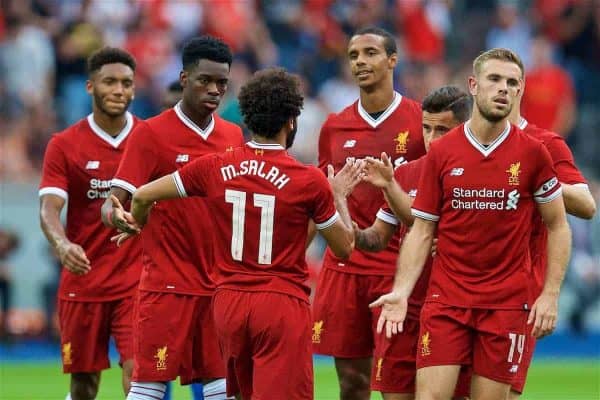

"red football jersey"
[39, 112, 142, 301]
[377, 156, 431, 319]
[318, 92, 425, 275]
[175, 141, 338, 303]
[519, 118, 587, 298]
[412, 123, 562, 309]
[112, 103, 244, 295]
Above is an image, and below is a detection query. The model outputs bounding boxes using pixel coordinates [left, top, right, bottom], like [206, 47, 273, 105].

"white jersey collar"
[463, 120, 511, 157]
[174, 101, 215, 140]
[87, 112, 134, 148]
[518, 117, 528, 130]
[357, 91, 402, 128]
[247, 140, 285, 150]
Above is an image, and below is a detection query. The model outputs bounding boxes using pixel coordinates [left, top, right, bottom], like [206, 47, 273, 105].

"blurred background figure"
[161, 80, 183, 110]
[0, 228, 19, 338]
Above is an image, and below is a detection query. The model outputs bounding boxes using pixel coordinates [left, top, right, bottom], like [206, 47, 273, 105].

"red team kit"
[39, 112, 142, 372]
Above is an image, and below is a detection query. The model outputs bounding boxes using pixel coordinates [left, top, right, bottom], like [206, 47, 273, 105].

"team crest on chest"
[155, 346, 168, 370]
[394, 131, 409, 154]
[312, 320, 324, 344]
[506, 162, 521, 186]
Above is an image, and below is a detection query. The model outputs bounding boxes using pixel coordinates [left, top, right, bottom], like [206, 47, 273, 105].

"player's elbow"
[579, 199, 596, 220]
[332, 231, 354, 259]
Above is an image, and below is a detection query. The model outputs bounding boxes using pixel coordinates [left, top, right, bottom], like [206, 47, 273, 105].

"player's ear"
[388, 52, 398, 69]
[467, 75, 478, 96]
[85, 79, 93, 95]
[179, 70, 187, 88]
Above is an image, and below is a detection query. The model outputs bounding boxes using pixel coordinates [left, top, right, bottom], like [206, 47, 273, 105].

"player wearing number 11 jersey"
[123, 68, 356, 400]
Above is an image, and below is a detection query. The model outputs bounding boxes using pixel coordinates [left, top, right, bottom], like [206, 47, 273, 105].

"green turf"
[0, 359, 598, 399]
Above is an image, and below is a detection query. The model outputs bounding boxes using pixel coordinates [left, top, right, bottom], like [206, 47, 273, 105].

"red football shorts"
[417, 302, 529, 385]
[213, 289, 313, 400]
[512, 336, 536, 393]
[312, 268, 393, 358]
[372, 313, 471, 396]
[58, 297, 133, 373]
[131, 290, 225, 384]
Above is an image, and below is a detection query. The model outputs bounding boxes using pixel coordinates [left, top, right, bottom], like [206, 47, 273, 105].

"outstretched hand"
[362, 152, 394, 189]
[110, 195, 141, 234]
[528, 291, 559, 338]
[327, 159, 365, 198]
[369, 291, 408, 339]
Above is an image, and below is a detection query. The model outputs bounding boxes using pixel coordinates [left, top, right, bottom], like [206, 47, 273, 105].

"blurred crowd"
[0, 0, 599, 337]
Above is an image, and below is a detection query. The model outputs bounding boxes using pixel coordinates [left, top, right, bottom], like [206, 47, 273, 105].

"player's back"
[176, 141, 337, 303]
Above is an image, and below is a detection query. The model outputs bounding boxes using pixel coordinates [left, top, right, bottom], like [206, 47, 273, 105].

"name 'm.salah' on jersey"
[111, 103, 244, 295]
[174, 141, 339, 303]
[376, 156, 429, 320]
[39, 112, 142, 301]
[519, 118, 587, 300]
[412, 123, 562, 310]
[318, 92, 425, 275]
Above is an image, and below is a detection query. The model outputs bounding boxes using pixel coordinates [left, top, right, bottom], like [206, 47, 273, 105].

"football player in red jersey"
[506, 74, 596, 399]
[371, 48, 572, 400]
[114, 68, 357, 400]
[354, 86, 472, 400]
[39, 47, 141, 400]
[101, 36, 243, 400]
[312, 27, 426, 400]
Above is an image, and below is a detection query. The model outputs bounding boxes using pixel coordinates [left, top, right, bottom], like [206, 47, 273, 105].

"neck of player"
[469, 107, 509, 145]
[251, 131, 286, 148]
[180, 100, 213, 130]
[359, 78, 395, 113]
[92, 107, 128, 137]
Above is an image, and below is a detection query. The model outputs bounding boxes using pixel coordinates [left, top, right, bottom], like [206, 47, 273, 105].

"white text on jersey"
[176, 154, 189, 163]
[86, 161, 100, 169]
[220, 160, 290, 190]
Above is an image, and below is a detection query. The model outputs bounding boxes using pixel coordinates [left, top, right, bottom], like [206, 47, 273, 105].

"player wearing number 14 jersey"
[123, 68, 356, 400]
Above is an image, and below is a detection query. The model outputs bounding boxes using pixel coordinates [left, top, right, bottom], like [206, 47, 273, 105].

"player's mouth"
[355, 70, 373, 79]
[493, 97, 508, 105]
[201, 99, 220, 110]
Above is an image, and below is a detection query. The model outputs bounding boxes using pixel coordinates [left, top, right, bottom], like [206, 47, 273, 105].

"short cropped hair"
[352, 27, 397, 56]
[87, 47, 136, 75]
[473, 48, 524, 78]
[182, 35, 233, 70]
[238, 68, 304, 138]
[422, 85, 472, 123]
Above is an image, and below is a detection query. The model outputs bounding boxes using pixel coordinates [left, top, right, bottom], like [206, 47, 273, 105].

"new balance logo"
[408, 189, 417, 197]
[450, 168, 464, 176]
[85, 161, 100, 170]
[176, 154, 189, 163]
[343, 140, 356, 148]
[510, 365, 519, 373]
[394, 157, 407, 169]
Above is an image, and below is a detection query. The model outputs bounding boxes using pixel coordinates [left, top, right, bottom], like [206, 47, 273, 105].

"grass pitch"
[0, 359, 598, 399]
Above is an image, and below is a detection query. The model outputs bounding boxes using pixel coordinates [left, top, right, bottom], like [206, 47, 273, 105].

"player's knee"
[71, 373, 99, 400]
[338, 368, 370, 400]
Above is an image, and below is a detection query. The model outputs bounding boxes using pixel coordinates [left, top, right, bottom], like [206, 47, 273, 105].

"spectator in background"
[161, 80, 182, 110]
[486, 0, 532, 67]
[521, 33, 576, 137]
[0, 228, 19, 338]
[318, 59, 358, 113]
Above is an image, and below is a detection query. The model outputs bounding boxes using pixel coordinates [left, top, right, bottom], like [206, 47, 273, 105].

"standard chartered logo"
[505, 189, 520, 210]
[451, 187, 520, 211]
[87, 178, 111, 199]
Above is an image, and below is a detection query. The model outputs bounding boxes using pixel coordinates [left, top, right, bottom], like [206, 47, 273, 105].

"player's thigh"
[312, 268, 374, 358]
[131, 291, 197, 382]
[371, 315, 419, 395]
[249, 291, 313, 400]
[416, 303, 472, 370]
[470, 374, 510, 400]
[180, 295, 226, 384]
[109, 296, 135, 365]
[472, 309, 529, 385]
[416, 365, 462, 400]
[58, 299, 111, 373]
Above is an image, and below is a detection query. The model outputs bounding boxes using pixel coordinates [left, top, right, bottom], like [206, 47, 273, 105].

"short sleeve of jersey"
[39, 136, 69, 200]
[309, 169, 339, 230]
[173, 154, 216, 198]
[317, 118, 333, 175]
[545, 135, 587, 186]
[112, 123, 159, 193]
[533, 142, 563, 204]
[411, 147, 442, 221]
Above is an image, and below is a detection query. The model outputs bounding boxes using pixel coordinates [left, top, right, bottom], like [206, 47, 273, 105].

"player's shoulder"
[397, 94, 422, 114]
[322, 100, 360, 127]
[431, 123, 465, 148]
[213, 114, 243, 134]
[47, 118, 90, 146]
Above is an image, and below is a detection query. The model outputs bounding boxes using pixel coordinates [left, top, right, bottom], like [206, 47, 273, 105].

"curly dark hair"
[238, 68, 304, 138]
[422, 85, 472, 123]
[87, 47, 136, 75]
[182, 35, 232, 70]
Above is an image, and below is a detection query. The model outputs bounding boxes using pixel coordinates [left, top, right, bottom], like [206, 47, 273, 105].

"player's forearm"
[333, 191, 353, 232]
[130, 193, 154, 227]
[392, 221, 434, 297]
[561, 184, 596, 219]
[382, 181, 414, 226]
[355, 227, 386, 252]
[40, 206, 68, 250]
[306, 220, 317, 249]
[543, 220, 572, 295]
